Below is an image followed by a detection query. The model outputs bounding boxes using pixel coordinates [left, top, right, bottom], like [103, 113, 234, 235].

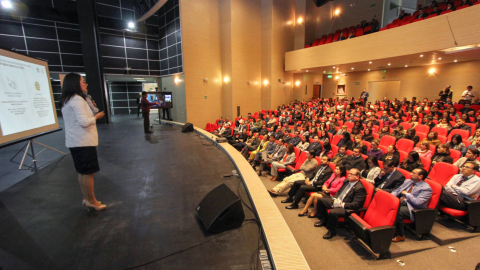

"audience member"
[374, 160, 406, 192]
[342, 147, 366, 171]
[399, 151, 425, 172]
[439, 162, 480, 211]
[453, 148, 480, 169]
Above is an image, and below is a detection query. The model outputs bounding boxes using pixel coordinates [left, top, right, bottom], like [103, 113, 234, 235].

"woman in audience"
[247, 135, 270, 163]
[436, 117, 453, 131]
[461, 113, 472, 123]
[419, 131, 441, 146]
[413, 141, 433, 158]
[319, 130, 330, 144]
[380, 145, 400, 166]
[408, 115, 420, 127]
[404, 128, 420, 146]
[327, 123, 337, 136]
[379, 126, 391, 138]
[318, 122, 327, 132]
[473, 114, 480, 129]
[367, 139, 383, 160]
[350, 127, 361, 136]
[297, 135, 310, 151]
[337, 132, 354, 150]
[353, 135, 367, 154]
[363, 128, 374, 142]
[361, 156, 382, 184]
[391, 125, 406, 140]
[299, 123, 309, 137]
[468, 129, 480, 145]
[269, 144, 297, 181]
[448, 134, 467, 155]
[448, 107, 460, 119]
[399, 151, 424, 172]
[394, 112, 404, 123]
[298, 165, 347, 217]
[353, 121, 364, 131]
[431, 143, 453, 168]
[319, 142, 334, 159]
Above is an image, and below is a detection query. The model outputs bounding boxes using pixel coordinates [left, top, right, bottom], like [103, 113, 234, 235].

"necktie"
[400, 183, 415, 204]
[312, 166, 325, 185]
[456, 175, 469, 186]
[338, 183, 354, 202]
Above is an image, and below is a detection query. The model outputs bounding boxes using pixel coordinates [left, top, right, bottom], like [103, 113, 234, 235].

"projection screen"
[0, 47, 60, 148]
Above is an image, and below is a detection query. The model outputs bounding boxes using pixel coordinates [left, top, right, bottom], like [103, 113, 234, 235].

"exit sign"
[327, 75, 333, 78]
[381, 70, 387, 73]
[354, 82, 360, 85]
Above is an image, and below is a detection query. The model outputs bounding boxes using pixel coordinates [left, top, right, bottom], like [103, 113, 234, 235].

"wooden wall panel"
[446, 6, 480, 47]
[261, 0, 273, 110]
[220, 0, 233, 119]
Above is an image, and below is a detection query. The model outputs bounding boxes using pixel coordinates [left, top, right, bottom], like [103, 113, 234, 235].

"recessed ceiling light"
[351, 68, 354, 70]
[323, 71, 326, 73]
[128, 21, 135, 28]
[333, 66, 335, 68]
[438, 57, 442, 60]
[405, 65, 408, 67]
[306, 70, 308, 72]
[454, 60, 458, 62]
[420, 54, 424, 57]
[388, 63, 391, 66]
[133, 77, 144, 80]
[368, 69, 370, 71]
[369, 61, 372, 64]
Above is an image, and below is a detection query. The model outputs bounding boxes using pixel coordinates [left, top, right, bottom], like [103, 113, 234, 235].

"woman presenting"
[59, 73, 106, 212]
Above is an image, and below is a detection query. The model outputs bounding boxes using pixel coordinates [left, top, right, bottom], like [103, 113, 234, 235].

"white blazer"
[61, 95, 98, 148]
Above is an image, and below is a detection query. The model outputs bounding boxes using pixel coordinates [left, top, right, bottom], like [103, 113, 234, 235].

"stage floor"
[0, 115, 263, 270]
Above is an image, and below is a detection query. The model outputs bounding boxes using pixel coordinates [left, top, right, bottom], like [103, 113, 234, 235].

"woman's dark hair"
[343, 132, 351, 141]
[451, 134, 463, 145]
[304, 135, 310, 141]
[364, 128, 372, 135]
[366, 156, 379, 169]
[58, 73, 85, 108]
[435, 143, 451, 155]
[336, 165, 347, 177]
[323, 142, 332, 152]
[406, 127, 416, 138]
[408, 151, 420, 162]
[287, 144, 294, 154]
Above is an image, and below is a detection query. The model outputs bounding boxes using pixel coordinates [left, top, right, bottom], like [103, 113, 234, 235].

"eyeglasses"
[462, 166, 473, 169]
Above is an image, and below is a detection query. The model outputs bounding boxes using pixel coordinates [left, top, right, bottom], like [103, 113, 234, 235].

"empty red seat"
[363, 25, 372, 33]
[396, 138, 414, 153]
[355, 28, 364, 37]
[419, 156, 431, 172]
[331, 135, 343, 146]
[349, 190, 399, 259]
[380, 135, 396, 148]
[428, 162, 459, 186]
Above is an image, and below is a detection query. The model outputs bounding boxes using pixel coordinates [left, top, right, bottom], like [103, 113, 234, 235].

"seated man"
[373, 160, 405, 192]
[258, 124, 269, 136]
[314, 168, 367, 239]
[335, 125, 349, 136]
[306, 136, 323, 156]
[342, 147, 366, 171]
[415, 8, 427, 19]
[283, 156, 333, 209]
[289, 131, 302, 146]
[439, 161, 480, 211]
[384, 116, 398, 129]
[257, 139, 286, 176]
[450, 118, 472, 134]
[331, 146, 348, 165]
[267, 150, 318, 197]
[253, 136, 277, 166]
[391, 168, 432, 242]
[454, 148, 480, 168]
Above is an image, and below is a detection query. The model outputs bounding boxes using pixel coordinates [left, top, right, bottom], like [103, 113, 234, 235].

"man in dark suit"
[289, 131, 302, 146]
[273, 125, 284, 140]
[314, 168, 367, 239]
[306, 136, 323, 157]
[450, 118, 472, 134]
[284, 156, 333, 209]
[258, 124, 268, 135]
[343, 147, 366, 171]
[415, 8, 427, 19]
[374, 160, 405, 193]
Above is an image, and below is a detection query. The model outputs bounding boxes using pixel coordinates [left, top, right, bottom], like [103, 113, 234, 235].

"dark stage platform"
[0, 116, 264, 270]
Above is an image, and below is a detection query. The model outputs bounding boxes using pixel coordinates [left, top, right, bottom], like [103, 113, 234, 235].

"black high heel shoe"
[298, 210, 308, 217]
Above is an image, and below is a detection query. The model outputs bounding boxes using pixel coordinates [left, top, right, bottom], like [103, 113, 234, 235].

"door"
[313, 85, 321, 99]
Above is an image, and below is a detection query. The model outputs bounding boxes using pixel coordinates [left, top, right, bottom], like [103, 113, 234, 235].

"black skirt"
[69, 146, 100, 175]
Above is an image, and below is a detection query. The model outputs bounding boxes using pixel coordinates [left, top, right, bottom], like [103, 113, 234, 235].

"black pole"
[76, 0, 109, 124]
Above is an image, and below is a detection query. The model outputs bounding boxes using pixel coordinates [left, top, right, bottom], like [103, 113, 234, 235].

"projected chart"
[0, 55, 56, 136]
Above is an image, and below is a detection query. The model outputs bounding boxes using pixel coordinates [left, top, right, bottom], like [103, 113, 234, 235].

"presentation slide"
[0, 54, 56, 136]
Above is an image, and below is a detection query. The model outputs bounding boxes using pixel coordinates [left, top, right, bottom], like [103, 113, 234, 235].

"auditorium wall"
[321, 60, 480, 102]
[159, 74, 187, 123]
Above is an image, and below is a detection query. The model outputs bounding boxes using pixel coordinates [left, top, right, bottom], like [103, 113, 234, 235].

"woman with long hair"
[404, 128, 420, 146]
[298, 165, 347, 217]
[363, 128, 374, 142]
[399, 151, 424, 172]
[59, 73, 106, 211]
[319, 142, 334, 159]
[353, 135, 367, 154]
[391, 125, 405, 140]
[380, 145, 400, 166]
[319, 130, 330, 144]
[448, 134, 467, 154]
[361, 156, 382, 183]
[431, 143, 453, 167]
[418, 131, 441, 146]
[297, 135, 310, 151]
[337, 132, 354, 150]
[379, 126, 391, 138]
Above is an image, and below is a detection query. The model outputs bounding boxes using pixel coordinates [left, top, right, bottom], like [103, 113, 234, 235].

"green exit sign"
[381, 70, 387, 73]
[327, 75, 333, 78]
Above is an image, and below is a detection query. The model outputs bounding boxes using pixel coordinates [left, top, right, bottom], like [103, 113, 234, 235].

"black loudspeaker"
[313, 0, 332, 7]
[196, 184, 245, 234]
[181, 122, 194, 132]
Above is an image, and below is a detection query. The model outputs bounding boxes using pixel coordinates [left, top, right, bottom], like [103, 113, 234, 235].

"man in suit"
[314, 168, 367, 239]
[230, 129, 248, 147]
[140, 91, 159, 134]
[253, 136, 276, 165]
[252, 118, 263, 132]
[391, 168, 432, 242]
[257, 139, 287, 176]
[450, 118, 472, 134]
[258, 124, 269, 136]
[284, 156, 333, 209]
[439, 161, 480, 211]
[336, 32, 346, 41]
[415, 8, 427, 19]
[306, 136, 323, 156]
[343, 147, 366, 171]
[289, 131, 302, 146]
[240, 133, 261, 158]
[332, 146, 348, 165]
[379, 111, 389, 122]
[374, 160, 405, 193]
[273, 125, 284, 140]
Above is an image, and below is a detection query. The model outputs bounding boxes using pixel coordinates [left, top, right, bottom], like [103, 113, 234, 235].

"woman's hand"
[95, 111, 105, 120]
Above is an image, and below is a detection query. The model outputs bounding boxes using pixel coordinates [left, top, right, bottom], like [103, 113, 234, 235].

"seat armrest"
[412, 208, 437, 236]
[465, 200, 480, 227]
[367, 226, 396, 254]
[346, 208, 367, 216]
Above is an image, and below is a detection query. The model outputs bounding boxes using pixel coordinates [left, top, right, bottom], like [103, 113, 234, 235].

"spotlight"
[429, 68, 436, 74]
[454, 60, 458, 62]
[369, 61, 372, 64]
[368, 69, 370, 71]
[297, 18, 303, 24]
[351, 68, 354, 70]
[1, 1, 12, 8]
[295, 81, 300, 86]
[128, 21, 135, 28]
[263, 79, 269, 85]
[405, 65, 408, 67]
[224, 77, 229, 83]
[420, 54, 424, 57]
[438, 57, 442, 60]
[388, 63, 391, 66]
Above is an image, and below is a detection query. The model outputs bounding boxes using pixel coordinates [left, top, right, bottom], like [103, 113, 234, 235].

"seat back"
[414, 124, 430, 134]
[360, 178, 375, 213]
[396, 138, 414, 153]
[449, 149, 462, 163]
[380, 135, 396, 147]
[363, 190, 399, 227]
[400, 122, 412, 131]
[332, 135, 343, 145]
[425, 179, 443, 209]
[294, 151, 308, 170]
[396, 167, 411, 179]
[431, 127, 448, 137]
[328, 162, 336, 172]
[331, 144, 339, 156]
[428, 162, 459, 186]
[448, 129, 470, 141]
[419, 156, 431, 172]
[398, 150, 408, 163]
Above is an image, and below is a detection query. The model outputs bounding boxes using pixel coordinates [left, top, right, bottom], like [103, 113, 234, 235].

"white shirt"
[462, 90, 476, 100]
[61, 95, 98, 148]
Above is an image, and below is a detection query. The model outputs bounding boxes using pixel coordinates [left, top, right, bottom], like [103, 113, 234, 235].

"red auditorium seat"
[447, 129, 470, 141]
[396, 167, 411, 179]
[438, 172, 480, 232]
[380, 135, 396, 148]
[363, 141, 371, 151]
[331, 135, 343, 146]
[402, 179, 443, 239]
[453, 0, 463, 8]
[355, 28, 364, 37]
[283, 149, 307, 174]
[363, 25, 372, 33]
[426, 14, 438, 19]
[428, 162, 459, 186]
[440, 9, 454, 14]
[324, 34, 334, 44]
[416, 132, 427, 143]
[431, 127, 448, 137]
[466, 123, 476, 136]
[304, 45, 311, 48]
[205, 123, 212, 132]
[412, 18, 424, 23]
[414, 124, 430, 134]
[331, 144, 338, 156]
[449, 149, 462, 163]
[329, 179, 375, 225]
[475, 0, 480, 5]
[398, 150, 408, 163]
[348, 190, 399, 259]
[438, 135, 447, 143]
[419, 156, 431, 172]
[396, 138, 414, 153]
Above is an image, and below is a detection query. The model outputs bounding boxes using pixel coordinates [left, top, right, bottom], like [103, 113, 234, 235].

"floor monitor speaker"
[196, 184, 245, 234]
[181, 123, 194, 132]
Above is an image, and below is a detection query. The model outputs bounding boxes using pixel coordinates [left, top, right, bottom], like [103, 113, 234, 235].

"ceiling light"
[438, 57, 442, 60]
[454, 60, 458, 62]
[334, 9, 340, 16]
[295, 81, 301, 86]
[136, 80, 146, 82]
[351, 68, 354, 70]
[429, 68, 436, 74]
[263, 79, 269, 85]
[420, 54, 424, 57]
[368, 69, 370, 71]
[306, 70, 308, 72]
[174, 78, 180, 84]
[323, 71, 326, 73]
[297, 18, 303, 24]
[128, 22, 135, 28]
[133, 77, 144, 80]
[369, 61, 372, 64]
[1, 1, 12, 8]
[335, 76, 339, 80]
[333, 66, 335, 68]
[224, 77, 229, 83]
[405, 65, 408, 67]
[388, 63, 391, 66]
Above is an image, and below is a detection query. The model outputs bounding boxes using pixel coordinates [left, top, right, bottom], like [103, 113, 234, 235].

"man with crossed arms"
[439, 161, 480, 211]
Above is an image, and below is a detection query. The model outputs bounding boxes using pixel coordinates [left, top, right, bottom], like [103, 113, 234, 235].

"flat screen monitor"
[147, 92, 173, 109]
[0, 48, 60, 148]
